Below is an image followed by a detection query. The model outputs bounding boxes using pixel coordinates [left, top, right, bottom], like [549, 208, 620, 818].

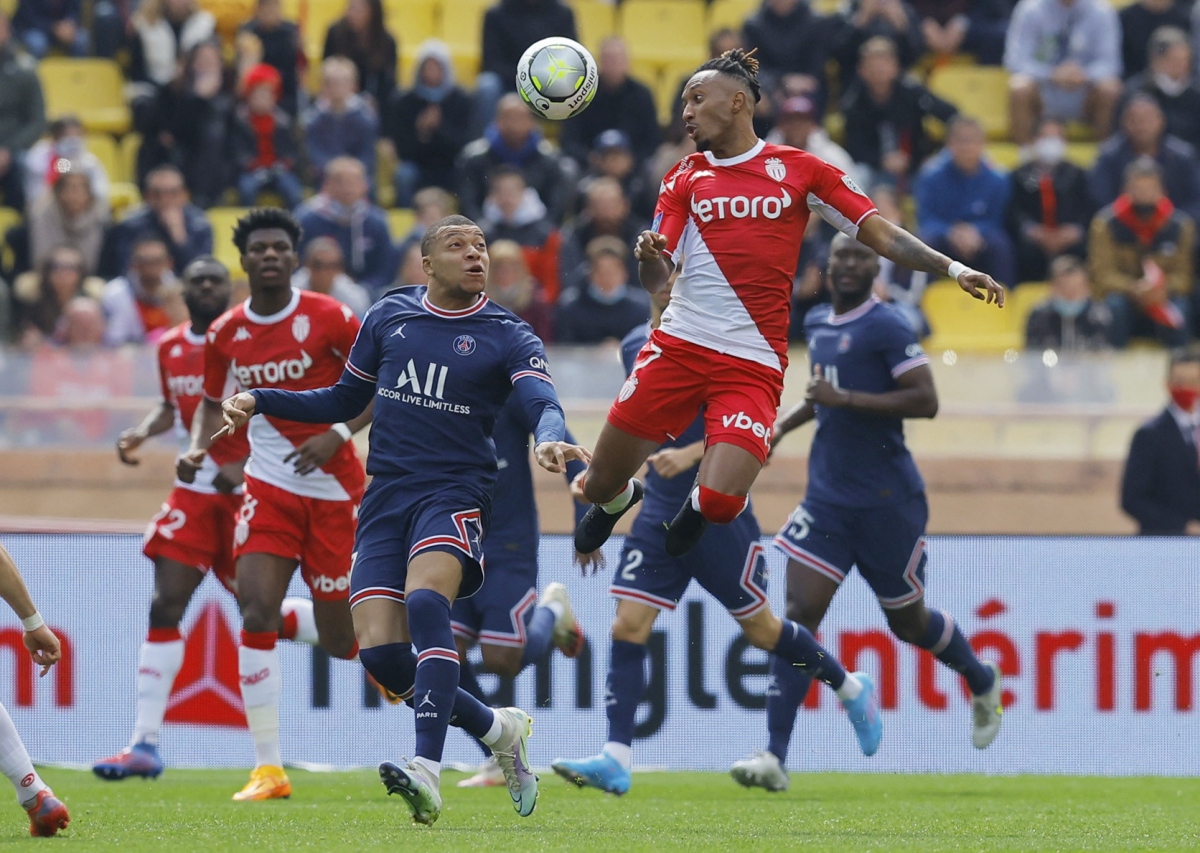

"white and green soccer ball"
[516, 37, 598, 121]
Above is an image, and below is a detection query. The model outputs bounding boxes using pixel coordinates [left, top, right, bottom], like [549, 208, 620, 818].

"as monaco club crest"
[292, 314, 310, 343]
[765, 157, 787, 182]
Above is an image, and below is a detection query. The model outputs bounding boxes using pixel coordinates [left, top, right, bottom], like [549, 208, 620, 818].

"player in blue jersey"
[730, 234, 1004, 792]
[216, 215, 591, 825]
[451, 395, 597, 788]
[550, 276, 882, 797]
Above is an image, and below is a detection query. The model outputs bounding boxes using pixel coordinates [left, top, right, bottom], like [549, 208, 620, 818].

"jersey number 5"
[786, 507, 814, 541]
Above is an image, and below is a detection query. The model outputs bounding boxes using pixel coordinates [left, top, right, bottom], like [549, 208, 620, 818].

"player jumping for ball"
[573, 49, 1004, 560]
[92, 257, 330, 782]
[182, 210, 373, 802]
[217, 215, 590, 825]
[552, 273, 881, 796]
[731, 235, 1003, 792]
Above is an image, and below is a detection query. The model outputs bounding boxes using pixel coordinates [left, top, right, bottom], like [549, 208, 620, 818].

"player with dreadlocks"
[568, 48, 1004, 742]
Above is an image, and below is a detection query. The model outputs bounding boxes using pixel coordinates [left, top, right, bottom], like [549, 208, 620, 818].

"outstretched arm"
[857, 214, 1005, 306]
[512, 378, 591, 474]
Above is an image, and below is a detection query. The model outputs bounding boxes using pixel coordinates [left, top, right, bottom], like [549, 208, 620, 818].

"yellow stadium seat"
[922, 279, 1022, 353]
[1011, 282, 1052, 331]
[387, 208, 417, 240]
[570, 0, 617, 53]
[387, 0, 439, 85]
[927, 65, 1010, 141]
[279, 0, 301, 22]
[437, 0, 491, 85]
[109, 183, 142, 217]
[706, 0, 756, 33]
[303, 0, 345, 59]
[206, 207, 252, 273]
[619, 0, 707, 68]
[985, 142, 1021, 170]
[120, 133, 142, 187]
[84, 133, 122, 183]
[0, 206, 22, 270]
[811, 0, 841, 13]
[1065, 141, 1098, 169]
[37, 59, 131, 135]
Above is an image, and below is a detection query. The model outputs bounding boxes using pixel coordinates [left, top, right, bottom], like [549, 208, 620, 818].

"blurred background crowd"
[1, 0, 1200, 356]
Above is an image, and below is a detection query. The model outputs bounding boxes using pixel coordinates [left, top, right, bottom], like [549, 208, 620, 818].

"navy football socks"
[605, 640, 647, 747]
[918, 609, 995, 696]
[765, 653, 813, 763]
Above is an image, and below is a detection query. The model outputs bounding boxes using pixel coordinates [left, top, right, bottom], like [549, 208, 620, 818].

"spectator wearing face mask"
[1121, 346, 1200, 535]
[1122, 27, 1200, 151]
[1008, 119, 1094, 282]
[1024, 255, 1112, 350]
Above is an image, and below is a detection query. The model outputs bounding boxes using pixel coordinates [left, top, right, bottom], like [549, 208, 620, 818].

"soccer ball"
[516, 37, 598, 121]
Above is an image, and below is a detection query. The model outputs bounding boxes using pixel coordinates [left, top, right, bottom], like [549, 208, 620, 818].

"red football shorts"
[143, 487, 241, 594]
[234, 475, 358, 601]
[607, 329, 782, 465]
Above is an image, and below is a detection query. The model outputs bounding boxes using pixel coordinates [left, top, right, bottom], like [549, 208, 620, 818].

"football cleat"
[664, 498, 707, 557]
[730, 750, 789, 792]
[575, 480, 644, 553]
[232, 765, 292, 801]
[540, 582, 585, 658]
[24, 790, 69, 837]
[92, 742, 164, 781]
[490, 707, 539, 817]
[972, 661, 1004, 749]
[550, 751, 631, 795]
[380, 761, 442, 825]
[841, 672, 882, 757]
[457, 755, 505, 788]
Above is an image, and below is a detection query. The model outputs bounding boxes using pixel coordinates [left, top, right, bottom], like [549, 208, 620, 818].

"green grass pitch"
[10, 769, 1200, 851]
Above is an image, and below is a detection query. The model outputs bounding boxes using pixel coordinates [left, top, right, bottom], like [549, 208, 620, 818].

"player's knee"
[582, 473, 622, 505]
[740, 616, 779, 651]
[148, 595, 187, 630]
[611, 612, 654, 645]
[480, 645, 523, 678]
[885, 612, 926, 646]
[359, 643, 416, 697]
[696, 486, 748, 525]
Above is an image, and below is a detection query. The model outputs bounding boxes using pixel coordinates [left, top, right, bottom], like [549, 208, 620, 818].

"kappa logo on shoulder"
[169, 344, 183, 358]
[232, 327, 252, 342]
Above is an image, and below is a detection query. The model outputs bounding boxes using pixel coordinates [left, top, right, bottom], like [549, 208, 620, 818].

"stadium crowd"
[2, 0, 1200, 353]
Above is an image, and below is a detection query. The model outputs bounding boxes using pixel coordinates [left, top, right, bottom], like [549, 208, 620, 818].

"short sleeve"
[805, 158, 878, 238]
[203, 327, 232, 400]
[506, 323, 554, 389]
[343, 305, 380, 384]
[156, 340, 172, 403]
[878, 315, 929, 378]
[653, 162, 691, 261]
[327, 300, 363, 363]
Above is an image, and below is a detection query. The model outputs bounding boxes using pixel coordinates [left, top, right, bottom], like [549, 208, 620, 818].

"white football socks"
[599, 480, 636, 514]
[602, 741, 632, 769]
[281, 598, 319, 646]
[238, 645, 283, 768]
[835, 672, 864, 702]
[130, 637, 185, 747]
[0, 702, 46, 805]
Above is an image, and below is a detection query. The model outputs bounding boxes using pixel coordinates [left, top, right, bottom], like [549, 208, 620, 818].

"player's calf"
[575, 479, 644, 553]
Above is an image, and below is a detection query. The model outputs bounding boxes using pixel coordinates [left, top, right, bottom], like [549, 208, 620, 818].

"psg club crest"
[765, 157, 787, 182]
[453, 335, 477, 356]
[292, 314, 310, 343]
[838, 332, 853, 353]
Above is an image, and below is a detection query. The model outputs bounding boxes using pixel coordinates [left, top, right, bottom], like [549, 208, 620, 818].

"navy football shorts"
[774, 493, 929, 609]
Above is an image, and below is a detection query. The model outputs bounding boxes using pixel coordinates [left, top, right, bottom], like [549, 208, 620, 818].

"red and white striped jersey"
[653, 140, 878, 373]
[203, 289, 365, 502]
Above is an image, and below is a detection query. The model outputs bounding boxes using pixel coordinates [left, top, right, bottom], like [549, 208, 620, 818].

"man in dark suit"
[1121, 347, 1200, 534]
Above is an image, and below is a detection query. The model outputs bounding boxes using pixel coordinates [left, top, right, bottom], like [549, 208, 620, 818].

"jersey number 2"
[620, 549, 643, 581]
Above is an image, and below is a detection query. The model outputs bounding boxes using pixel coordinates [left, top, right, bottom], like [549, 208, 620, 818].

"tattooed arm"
[857, 214, 1005, 306]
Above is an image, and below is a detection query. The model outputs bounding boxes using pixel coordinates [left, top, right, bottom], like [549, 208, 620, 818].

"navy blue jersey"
[620, 324, 706, 520]
[803, 297, 928, 508]
[488, 394, 587, 557]
[251, 286, 566, 497]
